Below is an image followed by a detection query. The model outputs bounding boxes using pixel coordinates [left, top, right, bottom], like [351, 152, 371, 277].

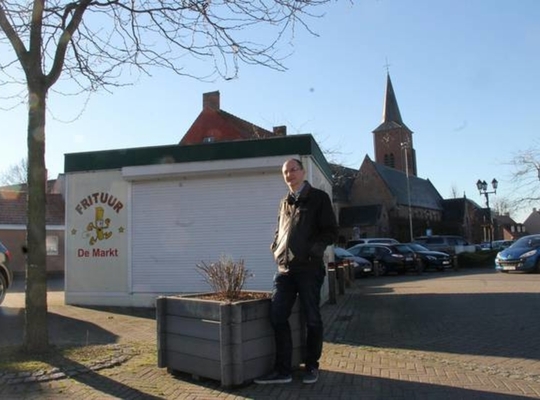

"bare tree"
[491, 196, 514, 218]
[449, 184, 460, 199]
[0, 158, 28, 185]
[0, 0, 334, 352]
[507, 144, 540, 214]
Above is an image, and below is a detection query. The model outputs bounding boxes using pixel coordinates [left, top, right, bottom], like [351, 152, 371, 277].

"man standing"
[255, 158, 338, 385]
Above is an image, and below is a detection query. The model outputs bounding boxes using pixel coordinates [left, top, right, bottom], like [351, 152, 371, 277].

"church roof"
[372, 160, 442, 210]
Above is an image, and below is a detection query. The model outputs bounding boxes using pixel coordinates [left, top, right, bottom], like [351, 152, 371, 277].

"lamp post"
[401, 141, 413, 241]
[476, 178, 498, 249]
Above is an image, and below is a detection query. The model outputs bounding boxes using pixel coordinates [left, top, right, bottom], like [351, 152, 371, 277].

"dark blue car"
[495, 234, 540, 273]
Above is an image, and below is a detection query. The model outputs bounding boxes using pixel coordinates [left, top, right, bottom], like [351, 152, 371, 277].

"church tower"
[372, 73, 417, 176]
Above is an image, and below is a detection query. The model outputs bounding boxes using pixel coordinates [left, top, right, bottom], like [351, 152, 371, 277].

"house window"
[202, 136, 215, 143]
[46, 235, 59, 256]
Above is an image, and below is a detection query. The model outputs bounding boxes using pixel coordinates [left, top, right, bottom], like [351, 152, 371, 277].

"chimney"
[203, 91, 220, 110]
[273, 125, 287, 136]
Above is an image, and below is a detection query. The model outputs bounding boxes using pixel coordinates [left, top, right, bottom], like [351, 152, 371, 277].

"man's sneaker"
[254, 371, 292, 384]
[302, 367, 319, 384]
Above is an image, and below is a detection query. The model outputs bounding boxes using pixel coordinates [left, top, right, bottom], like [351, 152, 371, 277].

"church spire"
[374, 73, 409, 132]
[382, 73, 404, 126]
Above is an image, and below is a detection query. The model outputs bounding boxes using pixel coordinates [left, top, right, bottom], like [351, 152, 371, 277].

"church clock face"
[382, 133, 391, 145]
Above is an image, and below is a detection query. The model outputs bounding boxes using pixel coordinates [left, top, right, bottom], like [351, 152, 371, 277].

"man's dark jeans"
[271, 266, 325, 375]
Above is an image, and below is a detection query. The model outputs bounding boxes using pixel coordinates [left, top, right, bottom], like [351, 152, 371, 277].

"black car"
[346, 243, 420, 275]
[334, 247, 373, 278]
[413, 235, 469, 255]
[404, 243, 452, 271]
[0, 240, 13, 305]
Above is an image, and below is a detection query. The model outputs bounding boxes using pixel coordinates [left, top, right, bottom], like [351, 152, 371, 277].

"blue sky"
[2, 0, 539, 222]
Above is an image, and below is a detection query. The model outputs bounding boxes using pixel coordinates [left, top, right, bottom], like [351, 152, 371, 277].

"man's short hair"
[291, 158, 304, 170]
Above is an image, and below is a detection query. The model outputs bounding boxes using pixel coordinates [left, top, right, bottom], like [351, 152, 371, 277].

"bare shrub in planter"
[196, 256, 268, 302]
[157, 256, 304, 387]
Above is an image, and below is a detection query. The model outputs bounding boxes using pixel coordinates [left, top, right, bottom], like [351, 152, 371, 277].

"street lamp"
[401, 141, 413, 241]
[476, 178, 498, 249]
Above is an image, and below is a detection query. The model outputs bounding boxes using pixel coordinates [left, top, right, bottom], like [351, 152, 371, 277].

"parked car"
[413, 235, 469, 255]
[346, 243, 419, 275]
[478, 240, 514, 251]
[403, 243, 452, 271]
[334, 247, 373, 278]
[477, 241, 492, 251]
[0, 240, 13, 305]
[492, 240, 515, 251]
[495, 234, 540, 273]
[346, 237, 399, 248]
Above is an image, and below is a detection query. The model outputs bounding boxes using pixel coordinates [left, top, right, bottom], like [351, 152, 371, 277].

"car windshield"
[347, 246, 365, 256]
[394, 244, 413, 253]
[406, 243, 429, 252]
[335, 247, 354, 257]
[512, 236, 540, 249]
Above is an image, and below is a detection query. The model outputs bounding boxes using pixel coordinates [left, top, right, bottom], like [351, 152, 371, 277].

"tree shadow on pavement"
[80, 305, 156, 320]
[0, 309, 120, 348]
[1, 354, 165, 400]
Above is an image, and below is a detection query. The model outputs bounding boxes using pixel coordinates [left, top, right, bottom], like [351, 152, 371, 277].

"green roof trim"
[64, 134, 332, 180]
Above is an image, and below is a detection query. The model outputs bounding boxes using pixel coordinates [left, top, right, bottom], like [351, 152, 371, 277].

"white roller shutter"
[131, 171, 284, 294]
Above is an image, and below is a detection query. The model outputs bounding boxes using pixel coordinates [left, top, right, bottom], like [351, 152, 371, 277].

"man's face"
[282, 160, 305, 191]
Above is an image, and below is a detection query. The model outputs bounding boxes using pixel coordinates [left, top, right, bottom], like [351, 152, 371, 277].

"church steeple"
[372, 73, 417, 176]
[374, 73, 409, 132]
[382, 74, 406, 129]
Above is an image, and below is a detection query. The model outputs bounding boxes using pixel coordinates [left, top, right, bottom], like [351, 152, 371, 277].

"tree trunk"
[24, 83, 49, 352]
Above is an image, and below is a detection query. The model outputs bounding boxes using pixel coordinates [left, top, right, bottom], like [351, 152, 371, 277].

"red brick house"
[0, 177, 65, 275]
[179, 91, 286, 145]
[494, 213, 527, 240]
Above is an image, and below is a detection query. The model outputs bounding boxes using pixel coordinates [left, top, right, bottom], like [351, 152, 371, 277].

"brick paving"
[2, 269, 540, 399]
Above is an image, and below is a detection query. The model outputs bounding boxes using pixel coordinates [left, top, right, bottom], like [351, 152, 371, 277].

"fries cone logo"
[86, 206, 113, 245]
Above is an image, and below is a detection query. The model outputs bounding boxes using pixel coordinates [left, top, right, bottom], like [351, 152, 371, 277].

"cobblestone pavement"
[2, 269, 540, 399]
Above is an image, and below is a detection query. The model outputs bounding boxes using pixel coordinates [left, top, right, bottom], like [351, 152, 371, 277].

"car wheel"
[0, 273, 7, 305]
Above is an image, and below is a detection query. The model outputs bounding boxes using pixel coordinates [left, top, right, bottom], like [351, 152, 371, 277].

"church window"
[384, 153, 395, 168]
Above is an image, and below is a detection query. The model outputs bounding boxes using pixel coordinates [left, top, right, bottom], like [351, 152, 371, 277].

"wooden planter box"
[156, 292, 305, 387]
